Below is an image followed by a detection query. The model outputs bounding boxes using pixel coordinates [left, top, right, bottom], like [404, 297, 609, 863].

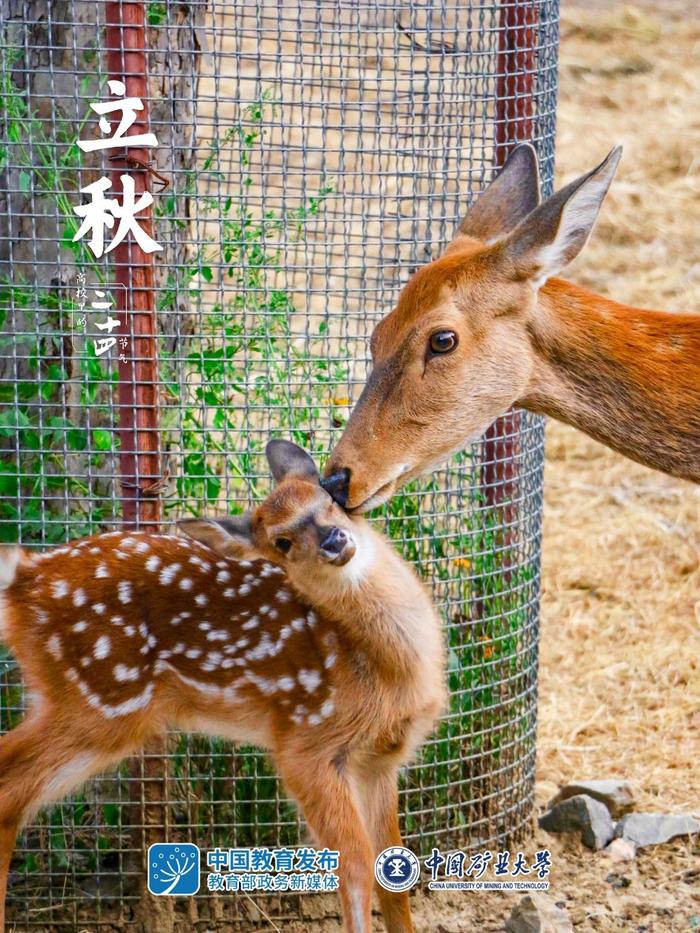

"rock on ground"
[615, 812, 700, 847]
[539, 794, 615, 850]
[505, 893, 574, 933]
[548, 780, 635, 818]
[603, 837, 637, 862]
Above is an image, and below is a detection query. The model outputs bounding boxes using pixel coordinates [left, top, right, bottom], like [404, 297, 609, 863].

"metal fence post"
[105, 0, 161, 531]
[480, 0, 539, 526]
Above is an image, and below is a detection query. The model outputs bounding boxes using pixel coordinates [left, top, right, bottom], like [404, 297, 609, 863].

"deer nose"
[319, 527, 349, 556]
[320, 469, 350, 508]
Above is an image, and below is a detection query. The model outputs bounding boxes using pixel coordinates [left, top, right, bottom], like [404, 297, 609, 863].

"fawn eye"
[275, 537, 292, 554]
[429, 330, 458, 355]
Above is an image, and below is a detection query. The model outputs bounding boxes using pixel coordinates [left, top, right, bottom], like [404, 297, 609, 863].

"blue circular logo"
[374, 846, 420, 892]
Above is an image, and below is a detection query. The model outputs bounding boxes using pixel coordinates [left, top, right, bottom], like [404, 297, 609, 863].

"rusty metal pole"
[104, 7, 169, 923]
[480, 0, 538, 530]
[106, 0, 161, 531]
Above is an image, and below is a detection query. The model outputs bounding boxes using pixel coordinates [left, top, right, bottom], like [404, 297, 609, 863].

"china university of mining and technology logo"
[148, 843, 201, 896]
[374, 846, 421, 893]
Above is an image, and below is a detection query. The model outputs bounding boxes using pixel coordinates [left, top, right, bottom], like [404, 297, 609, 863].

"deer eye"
[429, 330, 458, 355]
[275, 537, 292, 554]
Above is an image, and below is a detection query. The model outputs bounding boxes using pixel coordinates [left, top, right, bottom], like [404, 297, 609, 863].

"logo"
[374, 846, 420, 893]
[148, 843, 200, 896]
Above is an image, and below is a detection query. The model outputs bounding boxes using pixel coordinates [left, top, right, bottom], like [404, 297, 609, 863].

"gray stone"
[615, 812, 699, 847]
[505, 894, 574, 933]
[538, 794, 615, 850]
[548, 779, 635, 818]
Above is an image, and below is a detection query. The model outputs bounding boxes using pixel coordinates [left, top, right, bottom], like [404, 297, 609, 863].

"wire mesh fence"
[0, 0, 558, 926]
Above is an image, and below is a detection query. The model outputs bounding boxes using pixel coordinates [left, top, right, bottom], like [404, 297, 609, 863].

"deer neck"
[519, 278, 700, 484]
[288, 527, 444, 681]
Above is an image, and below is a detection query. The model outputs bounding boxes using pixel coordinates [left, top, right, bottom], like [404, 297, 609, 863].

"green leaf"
[18, 170, 31, 193]
[92, 429, 113, 451]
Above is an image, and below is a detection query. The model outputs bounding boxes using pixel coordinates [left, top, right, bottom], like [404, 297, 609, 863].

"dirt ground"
[403, 4, 700, 931]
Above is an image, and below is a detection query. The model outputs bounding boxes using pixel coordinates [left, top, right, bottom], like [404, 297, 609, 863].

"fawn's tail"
[0, 546, 36, 591]
[0, 547, 35, 642]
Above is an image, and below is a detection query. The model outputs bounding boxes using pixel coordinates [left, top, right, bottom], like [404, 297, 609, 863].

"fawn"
[323, 144, 700, 511]
[0, 440, 445, 933]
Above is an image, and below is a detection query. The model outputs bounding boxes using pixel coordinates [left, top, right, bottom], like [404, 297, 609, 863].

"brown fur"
[0, 477, 446, 933]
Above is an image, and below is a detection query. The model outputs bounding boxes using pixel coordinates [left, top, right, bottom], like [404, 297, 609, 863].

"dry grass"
[538, 0, 700, 815]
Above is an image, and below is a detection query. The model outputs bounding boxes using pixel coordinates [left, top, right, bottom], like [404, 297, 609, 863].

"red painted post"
[480, 0, 538, 525]
[105, 1, 161, 530]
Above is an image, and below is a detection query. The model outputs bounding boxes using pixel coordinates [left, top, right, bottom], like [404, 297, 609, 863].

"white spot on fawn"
[159, 563, 181, 585]
[195, 593, 208, 607]
[145, 555, 161, 573]
[73, 621, 88, 633]
[216, 570, 230, 583]
[93, 603, 106, 615]
[113, 663, 140, 682]
[179, 577, 193, 591]
[72, 588, 87, 608]
[298, 669, 321, 693]
[95, 563, 109, 579]
[101, 682, 154, 718]
[94, 635, 111, 660]
[117, 581, 132, 604]
[51, 579, 69, 599]
[46, 634, 62, 660]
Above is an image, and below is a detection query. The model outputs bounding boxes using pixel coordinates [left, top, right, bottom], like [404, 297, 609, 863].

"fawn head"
[180, 441, 361, 581]
[323, 144, 622, 512]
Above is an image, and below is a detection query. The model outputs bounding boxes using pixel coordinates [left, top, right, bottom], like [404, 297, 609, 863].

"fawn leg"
[356, 767, 414, 933]
[277, 749, 375, 933]
[0, 713, 137, 932]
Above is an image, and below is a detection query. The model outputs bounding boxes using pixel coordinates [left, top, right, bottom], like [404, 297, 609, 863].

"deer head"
[322, 144, 622, 512]
[180, 440, 369, 597]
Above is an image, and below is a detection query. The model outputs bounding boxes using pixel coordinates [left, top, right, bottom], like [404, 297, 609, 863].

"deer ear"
[177, 515, 260, 561]
[449, 144, 541, 248]
[266, 440, 319, 484]
[499, 145, 622, 288]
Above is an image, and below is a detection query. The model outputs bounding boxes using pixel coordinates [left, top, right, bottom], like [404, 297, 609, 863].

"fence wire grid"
[0, 0, 558, 927]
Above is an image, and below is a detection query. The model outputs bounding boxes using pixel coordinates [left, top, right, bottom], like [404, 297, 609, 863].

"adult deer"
[323, 145, 700, 511]
[0, 441, 444, 933]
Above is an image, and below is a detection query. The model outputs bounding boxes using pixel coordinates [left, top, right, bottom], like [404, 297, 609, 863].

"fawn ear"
[499, 145, 622, 288]
[266, 440, 319, 484]
[449, 144, 541, 249]
[177, 515, 260, 561]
